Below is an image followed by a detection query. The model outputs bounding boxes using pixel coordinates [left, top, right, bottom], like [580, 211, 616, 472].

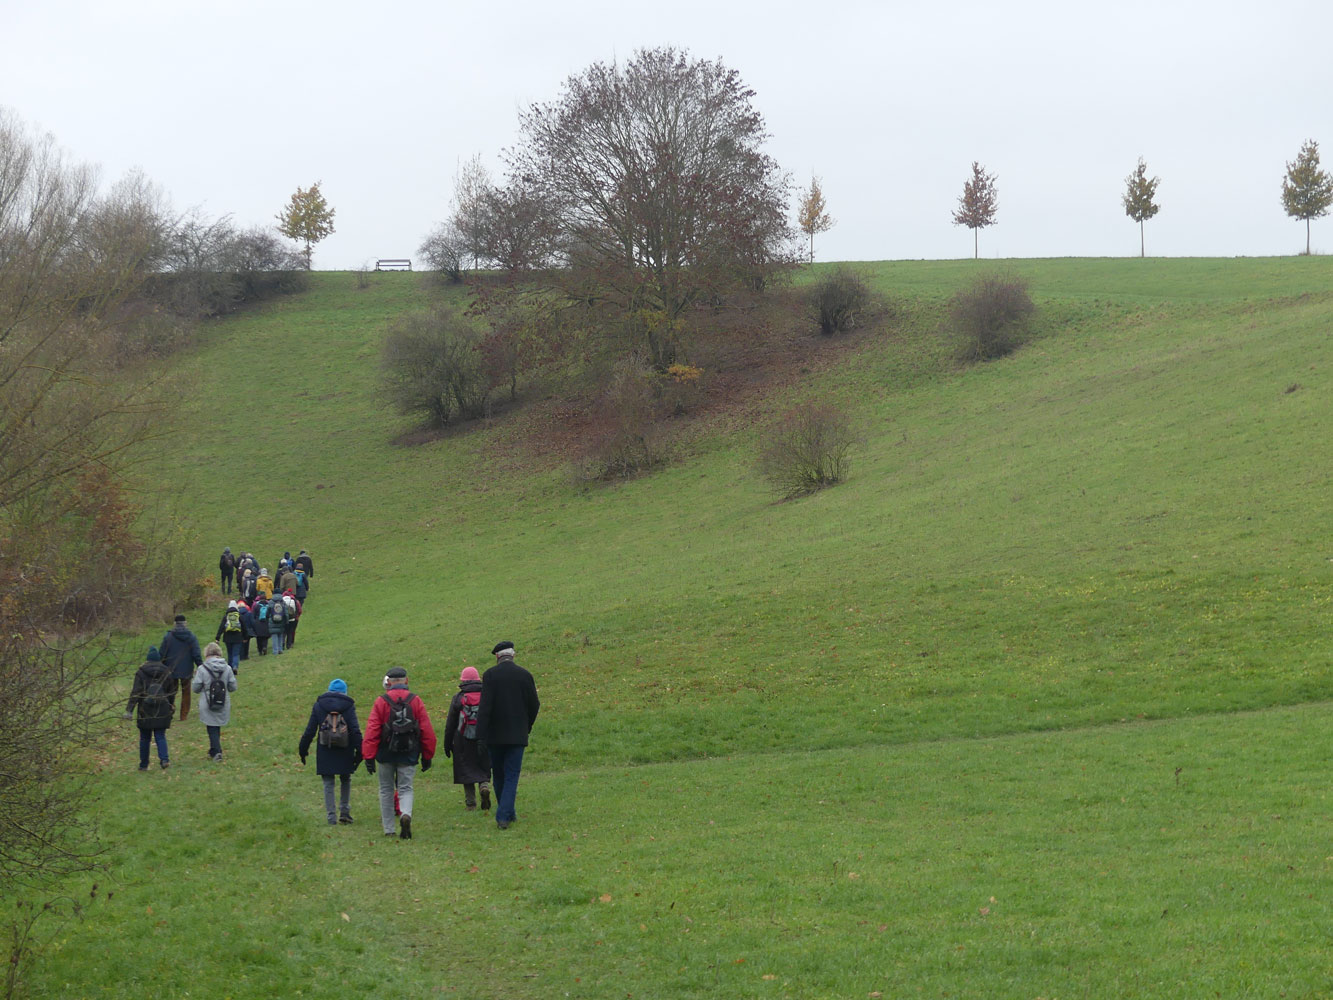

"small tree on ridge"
[276, 181, 336, 269]
[797, 175, 834, 263]
[1281, 139, 1333, 255]
[952, 161, 998, 259]
[1122, 157, 1160, 257]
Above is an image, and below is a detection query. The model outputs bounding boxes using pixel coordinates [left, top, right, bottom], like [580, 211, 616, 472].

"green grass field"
[22, 258, 1333, 999]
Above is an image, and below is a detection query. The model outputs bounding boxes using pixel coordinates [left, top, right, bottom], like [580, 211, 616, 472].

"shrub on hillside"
[809, 267, 869, 335]
[381, 309, 491, 428]
[949, 273, 1035, 362]
[757, 402, 856, 499]
[576, 356, 673, 481]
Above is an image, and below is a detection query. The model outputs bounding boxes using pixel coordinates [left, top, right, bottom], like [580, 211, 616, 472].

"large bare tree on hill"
[509, 46, 796, 368]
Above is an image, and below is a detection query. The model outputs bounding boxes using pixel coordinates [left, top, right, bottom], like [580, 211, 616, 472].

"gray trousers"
[322, 774, 351, 822]
[376, 762, 415, 833]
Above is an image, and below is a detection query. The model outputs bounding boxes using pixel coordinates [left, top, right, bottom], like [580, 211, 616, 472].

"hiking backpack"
[319, 709, 350, 748]
[224, 608, 242, 636]
[269, 599, 286, 626]
[204, 666, 227, 710]
[459, 699, 479, 740]
[141, 673, 170, 721]
[257, 601, 270, 622]
[381, 693, 420, 755]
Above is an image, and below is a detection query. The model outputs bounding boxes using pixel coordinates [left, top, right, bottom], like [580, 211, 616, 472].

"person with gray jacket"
[192, 642, 237, 761]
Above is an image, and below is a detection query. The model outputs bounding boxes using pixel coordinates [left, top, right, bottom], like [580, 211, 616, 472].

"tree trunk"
[1307, 219, 1312, 256]
[973, 227, 978, 259]
[1140, 220, 1145, 258]
[809, 232, 814, 264]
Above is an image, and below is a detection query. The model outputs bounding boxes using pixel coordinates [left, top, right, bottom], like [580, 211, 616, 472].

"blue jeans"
[488, 744, 525, 825]
[139, 729, 168, 767]
[206, 725, 222, 757]
[271, 629, 285, 654]
[225, 641, 241, 670]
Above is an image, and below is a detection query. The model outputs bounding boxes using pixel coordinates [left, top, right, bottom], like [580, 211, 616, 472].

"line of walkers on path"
[219, 548, 313, 605]
[297, 642, 539, 835]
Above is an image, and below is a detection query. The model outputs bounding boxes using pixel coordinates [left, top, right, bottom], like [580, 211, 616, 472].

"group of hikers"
[215, 548, 314, 664]
[124, 550, 541, 834]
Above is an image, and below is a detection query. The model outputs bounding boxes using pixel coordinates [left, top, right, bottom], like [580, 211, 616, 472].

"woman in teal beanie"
[298, 679, 363, 825]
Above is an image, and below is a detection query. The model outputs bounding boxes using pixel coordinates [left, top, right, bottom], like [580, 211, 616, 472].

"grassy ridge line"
[46, 699, 1333, 999]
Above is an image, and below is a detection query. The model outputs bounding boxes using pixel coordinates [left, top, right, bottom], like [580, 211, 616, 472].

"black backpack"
[269, 599, 286, 625]
[205, 666, 227, 710]
[319, 709, 350, 749]
[381, 693, 420, 755]
[141, 673, 170, 722]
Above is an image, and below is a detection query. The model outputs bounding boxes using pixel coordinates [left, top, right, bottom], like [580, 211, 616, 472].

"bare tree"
[1281, 139, 1333, 255]
[509, 46, 797, 368]
[951, 161, 998, 259]
[797, 175, 835, 263]
[1122, 157, 1161, 258]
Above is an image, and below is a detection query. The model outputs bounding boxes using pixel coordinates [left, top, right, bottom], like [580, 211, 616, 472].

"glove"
[122, 710, 133, 721]
[443, 747, 452, 758]
[299, 753, 307, 765]
[363, 760, 376, 775]
[420, 757, 433, 772]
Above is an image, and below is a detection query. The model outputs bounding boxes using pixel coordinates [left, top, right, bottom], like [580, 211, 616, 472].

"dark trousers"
[206, 725, 222, 757]
[256, 636, 269, 655]
[139, 728, 168, 767]
[488, 744, 525, 825]
[221, 569, 233, 593]
[285, 620, 298, 648]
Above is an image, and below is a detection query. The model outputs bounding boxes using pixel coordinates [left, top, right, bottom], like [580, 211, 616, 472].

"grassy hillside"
[24, 258, 1333, 999]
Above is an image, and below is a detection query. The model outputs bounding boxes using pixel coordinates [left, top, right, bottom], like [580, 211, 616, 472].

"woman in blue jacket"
[298, 679, 363, 825]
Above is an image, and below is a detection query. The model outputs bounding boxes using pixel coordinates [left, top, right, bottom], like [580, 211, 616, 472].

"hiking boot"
[339, 814, 354, 825]
[496, 819, 510, 830]
[328, 817, 338, 826]
[480, 786, 491, 811]
[138, 765, 149, 772]
[160, 760, 170, 770]
[399, 814, 412, 840]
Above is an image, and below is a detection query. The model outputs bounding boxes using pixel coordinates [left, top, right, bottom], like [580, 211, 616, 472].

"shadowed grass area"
[21, 258, 1333, 999]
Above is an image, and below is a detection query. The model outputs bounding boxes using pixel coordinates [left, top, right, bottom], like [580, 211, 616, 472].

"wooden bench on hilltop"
[374, 258, 412, 271]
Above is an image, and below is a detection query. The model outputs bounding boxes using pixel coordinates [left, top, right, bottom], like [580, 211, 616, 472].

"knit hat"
[147, 646, 161, 661]
[328, 678, 348, 694]
[491, 641, 514, 656]
[460, 666, 481, 682]
[174, 614, 187, 623]
[228, 600, 238, 609]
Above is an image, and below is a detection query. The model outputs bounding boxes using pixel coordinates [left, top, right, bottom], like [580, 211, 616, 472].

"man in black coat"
[476, 641, 540, 830]
[158, 614, 202, 721]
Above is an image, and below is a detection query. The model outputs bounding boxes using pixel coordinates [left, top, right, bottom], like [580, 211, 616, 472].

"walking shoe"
[160, 760, 170, 770]
[480, 787, 491, 811]
[138, 765, 149, 772]
[399, 814, 412, 840]
[496, 820, 510, 830]
[339, 814, 354, 825]
[328, 817, 338, 826]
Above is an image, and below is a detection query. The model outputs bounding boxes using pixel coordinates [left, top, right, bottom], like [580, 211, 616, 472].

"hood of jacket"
[316, 691, 355, 712]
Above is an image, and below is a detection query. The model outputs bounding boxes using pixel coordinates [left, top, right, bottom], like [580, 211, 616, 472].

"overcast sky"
[5, 0, 1330, 267]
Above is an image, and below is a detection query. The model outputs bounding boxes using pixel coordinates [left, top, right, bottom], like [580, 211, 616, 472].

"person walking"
[158, 614, 203, 721]
[361, 667, 436, 839]
[476, 641, 539, 830]
[282, 589, 302, 649]
[219, 547, 236, 594]
[267, 591, 288, 655]
[214, 601, 245, 671]
[236, 597, 255, 663]
[444, 666, 492, 812]
[255, 568, 274, 600]
[192, 642, 237, 761]
[294, 550, 314, 599]
[251, 595, 272, 655]
[123, 646, 178, 770]
[276, 562, 298, 596]
[298, 679, 363, 825]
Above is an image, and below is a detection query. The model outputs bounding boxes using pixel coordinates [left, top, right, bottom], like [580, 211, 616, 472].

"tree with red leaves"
[951, 161, 998, 259]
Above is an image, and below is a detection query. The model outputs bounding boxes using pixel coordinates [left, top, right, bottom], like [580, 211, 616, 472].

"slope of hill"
[25, 258, 1333, 999]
